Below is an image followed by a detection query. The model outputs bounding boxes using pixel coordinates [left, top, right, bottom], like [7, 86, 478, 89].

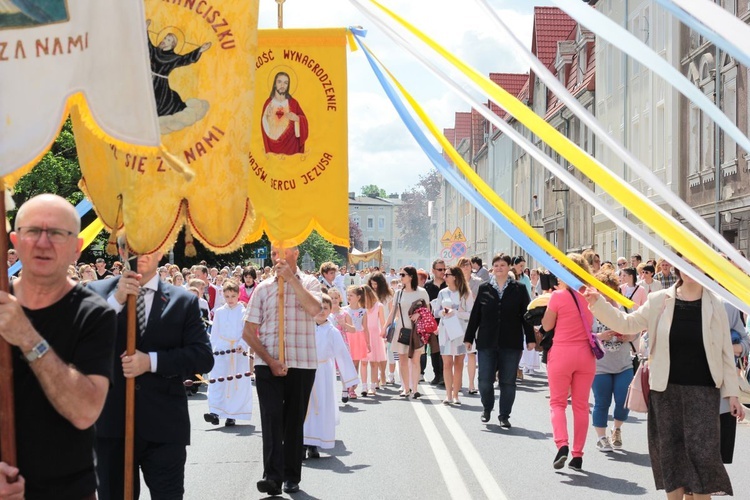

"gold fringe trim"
[3, 92, 191, 187]
[243, 217, 350, 248]
[183, 201, 196, 258]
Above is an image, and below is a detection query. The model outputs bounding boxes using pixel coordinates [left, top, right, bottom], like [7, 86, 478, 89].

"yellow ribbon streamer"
[362, 42, 632, 308]
[368, 0, 750, 307]
[79, 217, 105, 250]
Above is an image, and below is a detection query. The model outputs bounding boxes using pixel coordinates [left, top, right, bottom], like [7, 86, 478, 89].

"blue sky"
[257, 0, 551, 196]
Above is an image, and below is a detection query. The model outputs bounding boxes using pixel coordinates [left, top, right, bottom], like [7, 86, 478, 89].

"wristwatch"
[25, 339, 50, 363]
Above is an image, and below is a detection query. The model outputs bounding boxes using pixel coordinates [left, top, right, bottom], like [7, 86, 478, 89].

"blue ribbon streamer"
[8, 198, 94, 277]
[351, 31, 583, 288]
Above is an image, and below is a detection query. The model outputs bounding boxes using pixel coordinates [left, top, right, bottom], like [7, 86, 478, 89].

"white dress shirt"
[107, 273, 161, 371]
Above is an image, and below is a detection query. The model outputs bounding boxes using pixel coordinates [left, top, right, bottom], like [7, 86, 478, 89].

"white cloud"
[257, 0, 549, 196]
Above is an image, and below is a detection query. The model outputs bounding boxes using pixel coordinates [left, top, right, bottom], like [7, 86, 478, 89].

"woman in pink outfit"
[541, 253, 596, 472]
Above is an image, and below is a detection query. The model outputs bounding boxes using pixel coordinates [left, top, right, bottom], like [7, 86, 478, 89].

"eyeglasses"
[434, 268, 446, 272]
[617, 262, 626, 267]
[17, 226, 75, 244]
[399, 273, 407, 277]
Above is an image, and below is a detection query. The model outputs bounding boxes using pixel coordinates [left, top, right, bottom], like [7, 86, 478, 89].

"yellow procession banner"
[348, 246, 382, 266]
[75, 0, 259, 254]
[246, 28, 349, 248]
[0, 0, 167, 182]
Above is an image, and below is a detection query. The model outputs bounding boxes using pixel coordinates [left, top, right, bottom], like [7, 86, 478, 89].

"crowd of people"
[1, 196, 748, 500]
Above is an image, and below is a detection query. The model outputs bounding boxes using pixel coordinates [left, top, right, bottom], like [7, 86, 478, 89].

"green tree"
[7, 119, 108, 262]
[297, 231, 343, 271]
[360, 184, 386, 198]
[7, 120, 271, 268]
[396, 169, 441, 254]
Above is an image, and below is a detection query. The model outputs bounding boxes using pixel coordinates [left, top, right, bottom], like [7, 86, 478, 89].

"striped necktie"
[137, 288, 147, 336]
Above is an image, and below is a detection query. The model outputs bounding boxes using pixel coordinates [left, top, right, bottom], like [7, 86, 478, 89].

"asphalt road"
[138, 360, 750, 499]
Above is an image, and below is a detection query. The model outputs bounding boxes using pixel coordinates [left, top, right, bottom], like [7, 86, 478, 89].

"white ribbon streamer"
[476, 0, 750, 278]
[550, 0, 750, 162]
[654, 0, 750, 70]
[660, 0, 750, 70]
[349, 0, 750, 314]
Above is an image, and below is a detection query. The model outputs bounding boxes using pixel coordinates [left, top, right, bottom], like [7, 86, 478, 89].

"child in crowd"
[204, 280, 252, 426]
[344, 286, 370, 399]
[303, 295, 359, 459]
[189, 279, 211, 328]
[361, 285, 386, 396]
[329, 288, 355, 402]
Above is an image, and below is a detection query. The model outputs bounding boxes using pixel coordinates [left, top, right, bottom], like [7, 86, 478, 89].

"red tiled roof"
[531, 7, 576, 69]
[454, 112, 472, 147]
[545, 26, 596, 118]
[442, 128, 455, 163]
[471, 108, 485, 157]
[488, 73, 528, 119]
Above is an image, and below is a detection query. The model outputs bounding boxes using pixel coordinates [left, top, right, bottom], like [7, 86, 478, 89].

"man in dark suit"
[88, 251, 214, 500]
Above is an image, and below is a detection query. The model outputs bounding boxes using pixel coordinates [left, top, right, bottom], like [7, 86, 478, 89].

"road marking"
[422, 385, 509, 500]
[410, 397, 471, 499]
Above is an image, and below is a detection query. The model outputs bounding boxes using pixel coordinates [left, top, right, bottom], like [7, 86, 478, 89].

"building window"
[701, 111, 714, 171]
[378, 216, 385, 230]
[688, 104, 700, 175]
[722, 69, 737, 166]
[367, 217, 374, 229]
[353, 215, 361, 227]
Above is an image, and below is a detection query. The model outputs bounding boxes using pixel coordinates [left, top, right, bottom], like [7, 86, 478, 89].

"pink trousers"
[547, 344, 596, 458]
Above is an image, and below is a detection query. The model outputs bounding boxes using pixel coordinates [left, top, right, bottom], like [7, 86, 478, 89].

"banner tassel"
[107, 196, 124, 256]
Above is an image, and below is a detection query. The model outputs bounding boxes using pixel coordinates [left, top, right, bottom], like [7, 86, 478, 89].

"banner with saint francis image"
[246, 29, 349, 247]
[74, 0, 259, 255]
[0, 0, 167, 182]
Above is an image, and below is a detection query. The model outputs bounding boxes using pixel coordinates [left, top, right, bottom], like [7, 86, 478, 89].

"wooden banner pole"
[0, 180, 17, 471]
[118, 235, 136, 500]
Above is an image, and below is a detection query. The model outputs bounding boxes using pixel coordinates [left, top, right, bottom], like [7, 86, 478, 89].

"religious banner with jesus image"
[0, 0, 168, 182]
[74, 0, 260, 255]
[246, 29, 349, 248]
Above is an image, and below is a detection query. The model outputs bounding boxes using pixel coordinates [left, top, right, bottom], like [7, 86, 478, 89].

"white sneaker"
[610, 428, 623, 450]
[596, 436, 613, 452]
[386, 373, 396, 385]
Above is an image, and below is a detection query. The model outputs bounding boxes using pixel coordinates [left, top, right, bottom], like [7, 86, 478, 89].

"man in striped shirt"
[243, 246, 322, 496]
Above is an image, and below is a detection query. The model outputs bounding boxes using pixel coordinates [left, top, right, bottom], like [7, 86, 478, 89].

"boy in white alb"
[303, 295, 359, 458]
[204, 281, 253, 426]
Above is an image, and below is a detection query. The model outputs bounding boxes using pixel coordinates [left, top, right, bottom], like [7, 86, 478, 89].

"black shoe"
[412, 392, 421, 399]
[429, 378, 442, 386]
[361, 390, 368, 397]
[203, 413, 219, 426]
[283, 481, 300, 493]
[437, 380, 446, 387]
[553, 446, 569, 470]
[498, 417, 511, 428]
[480, 410, 490, 423]
[257, 479, 282, 496]
[341, 390, 349, 404]
[568, 457, 583, 471]
[307, 445, 320, 459]
[225, 419, 236, 427]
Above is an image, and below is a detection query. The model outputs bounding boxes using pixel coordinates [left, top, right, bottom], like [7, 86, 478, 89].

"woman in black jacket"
[464, 254, 535, 427]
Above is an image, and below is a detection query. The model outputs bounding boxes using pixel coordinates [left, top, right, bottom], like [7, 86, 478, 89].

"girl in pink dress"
[361, 285, 386, 395]
[329, 288, 356, 401]
[344, 286, 370, 398]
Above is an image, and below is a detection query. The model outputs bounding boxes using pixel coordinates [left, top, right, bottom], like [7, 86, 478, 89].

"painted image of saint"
[146, 19, 211, 135]
[262, 71, 309, 155]
[0, 0, 68, 29]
